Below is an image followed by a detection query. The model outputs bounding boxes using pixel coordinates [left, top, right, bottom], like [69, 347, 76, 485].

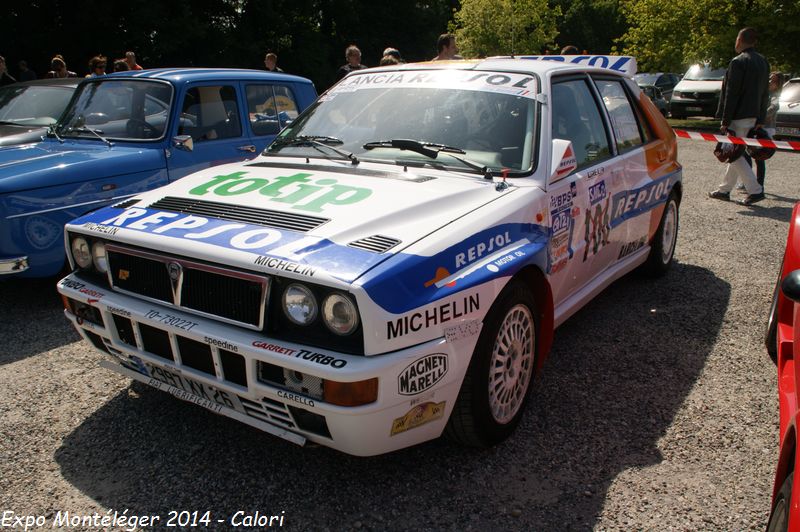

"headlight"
[283, 284, 317, 325]
[322, 293, 359, 335]
[673, 91, 682, 98]
[92, 241, 108, 273]
[71, 237, 92, 269]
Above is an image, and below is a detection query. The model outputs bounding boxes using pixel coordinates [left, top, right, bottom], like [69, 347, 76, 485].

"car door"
[244, 82, 302, 150]
[546, 76, 617, 304]
[167, 82, 253, 180]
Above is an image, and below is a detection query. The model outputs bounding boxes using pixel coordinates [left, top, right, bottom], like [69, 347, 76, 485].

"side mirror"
[550, 139, 577, 184]
[781, 269, 800, 303]
[173, 135, 194, 152]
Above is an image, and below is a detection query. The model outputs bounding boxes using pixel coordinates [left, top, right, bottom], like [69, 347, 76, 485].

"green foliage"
[551, 0, 627, 54]
[451, 0, 561, 57]
[619, 0, 800, 73]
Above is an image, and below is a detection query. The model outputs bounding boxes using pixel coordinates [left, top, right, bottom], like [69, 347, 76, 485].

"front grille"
[177, 336, 215, 376]
[348, 235, 401, 253]
[239, 396, 296, 429]
[140, 323, 173, 361]
[777, 113, 800, 126]
[106, 244, 269, 330]
[146, 196, 329, 233]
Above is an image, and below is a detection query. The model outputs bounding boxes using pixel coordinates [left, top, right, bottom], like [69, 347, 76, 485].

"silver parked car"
[775, 78, 800, 139]
[0, 78, 80, 146]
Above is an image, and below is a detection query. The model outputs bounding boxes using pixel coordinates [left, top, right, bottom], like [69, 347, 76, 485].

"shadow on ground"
[0, 277, 80, 365]
[55, 262, 727, 530]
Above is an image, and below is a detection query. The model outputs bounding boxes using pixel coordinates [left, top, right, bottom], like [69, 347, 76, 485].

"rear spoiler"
[491, 55, 637, 76]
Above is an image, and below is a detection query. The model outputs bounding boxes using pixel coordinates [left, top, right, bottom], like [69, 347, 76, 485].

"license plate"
[686, 106, 702, 112]
[144, 362, 244, 414]
[777, 126, 800, 136]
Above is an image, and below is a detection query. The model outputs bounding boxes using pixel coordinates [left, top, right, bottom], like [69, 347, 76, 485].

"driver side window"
[551, 79, 611, 170]
[179, 85, 241, 142]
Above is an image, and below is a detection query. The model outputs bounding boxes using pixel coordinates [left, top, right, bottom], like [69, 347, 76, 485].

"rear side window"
[246, 84, 300, 136]
[595, 79, 647, 153]
[179, 85, 242, 142]
[551, 79, 611, 170]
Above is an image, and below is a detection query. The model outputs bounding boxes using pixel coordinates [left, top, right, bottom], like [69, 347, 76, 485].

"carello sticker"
[188, 171, 372, 213]
[390, 401, 446, 436]
[398, 354, 448, 395]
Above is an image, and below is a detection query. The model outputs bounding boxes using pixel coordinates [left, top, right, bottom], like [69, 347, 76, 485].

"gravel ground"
[0, 137, 794, 531]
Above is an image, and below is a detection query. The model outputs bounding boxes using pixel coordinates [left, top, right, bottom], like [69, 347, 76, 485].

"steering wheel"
[126, 118, 157, 138]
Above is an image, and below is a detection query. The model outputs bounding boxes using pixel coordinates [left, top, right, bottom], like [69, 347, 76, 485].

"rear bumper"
[57, 273, 474, 456]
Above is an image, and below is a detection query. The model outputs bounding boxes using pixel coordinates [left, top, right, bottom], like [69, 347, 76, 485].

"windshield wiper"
[362, 139, 491, 178]
[64, 126, 113, 147]
[271, 135, 358, 164]
[46, 124, 64, 143]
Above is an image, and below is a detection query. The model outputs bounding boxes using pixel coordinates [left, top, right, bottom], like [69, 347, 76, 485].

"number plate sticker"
[777, 126, 800, 136]
[686, 106, 702, 112]
[144, 362, 244, 414]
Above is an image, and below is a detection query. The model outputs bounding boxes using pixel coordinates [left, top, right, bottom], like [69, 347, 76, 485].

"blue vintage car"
[0, 68, 317, 277]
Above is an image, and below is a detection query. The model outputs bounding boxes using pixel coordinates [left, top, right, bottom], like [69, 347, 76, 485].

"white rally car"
[57, 56, 681, 456]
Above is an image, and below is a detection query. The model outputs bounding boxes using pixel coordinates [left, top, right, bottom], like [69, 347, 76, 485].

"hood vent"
[348, 235, 400, 253]
[113, 198, 141, 209]
[146, 196, 329, 233]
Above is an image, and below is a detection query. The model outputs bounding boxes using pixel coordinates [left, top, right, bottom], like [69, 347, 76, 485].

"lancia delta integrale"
[57, 56, 682, 456]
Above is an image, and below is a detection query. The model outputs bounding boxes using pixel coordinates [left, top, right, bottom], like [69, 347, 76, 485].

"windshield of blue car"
[0, 85, 75, 127]
[56, 79, 173, 141]
[683, 65, 726, 81]
[780, 81, 800, 103]
[267, 70, 538, 174]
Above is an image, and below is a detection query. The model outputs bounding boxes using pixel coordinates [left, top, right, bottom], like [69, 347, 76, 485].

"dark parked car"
[0, 68, 317, 278]
[0, 78, 80, 146]
[669, 64, 725, 119]
[634, 72, 680, 101]
[640, 85, 668, 116]
[775, 78, 800, 139]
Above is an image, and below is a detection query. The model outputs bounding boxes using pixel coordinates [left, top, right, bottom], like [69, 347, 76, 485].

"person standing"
[46, 55, 77, 78]
[432, 33, 459, 61]
[0, 56, 16, 86]
[264, 53, 283, 72]
[708, 27, 769, 206]
[86, 55, 107, 78]
[125, 51, 143, 71]
[17, 60, 36, 81]
[336, 45, 366, 81]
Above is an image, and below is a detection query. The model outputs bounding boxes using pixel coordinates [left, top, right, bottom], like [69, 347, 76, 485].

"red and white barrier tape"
[673, 129, 800, 151]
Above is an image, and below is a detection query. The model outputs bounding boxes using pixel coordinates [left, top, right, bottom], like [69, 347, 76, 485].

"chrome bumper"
[0, 256, 28, 274]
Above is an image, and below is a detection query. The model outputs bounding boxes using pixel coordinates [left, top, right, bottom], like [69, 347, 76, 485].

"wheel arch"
[509, 265, 554, 374]
[774, 422, 797, 504]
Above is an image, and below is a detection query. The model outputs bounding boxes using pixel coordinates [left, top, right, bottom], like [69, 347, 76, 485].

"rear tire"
[767, 472, 793, 532]
[642, 190, 679, 277]
[446, 279, 538, 447]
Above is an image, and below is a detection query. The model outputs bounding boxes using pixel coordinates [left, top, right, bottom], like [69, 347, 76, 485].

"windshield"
[0, 84, 75, 127]
[781, 81, 800, 103]
[57, 79, 173, 141]
[634, 74, 659, 86]
[684, 65, 726, 81]
[267, 70, 538, 174]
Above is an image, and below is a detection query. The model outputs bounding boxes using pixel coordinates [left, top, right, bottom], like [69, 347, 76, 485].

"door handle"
[237, 145, 257, 153]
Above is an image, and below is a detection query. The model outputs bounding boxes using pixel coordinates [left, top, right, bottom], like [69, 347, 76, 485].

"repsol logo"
[455, 232, 510, 268]
[387, 294, 480, 340]
[188, 171, 372, 213]
[398, 354, 448, 395]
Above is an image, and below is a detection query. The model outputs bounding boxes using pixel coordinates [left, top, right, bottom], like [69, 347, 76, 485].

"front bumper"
[57, 273, 473, 456]
[0, 255, 28, 274]
[669, 98, 718, 118]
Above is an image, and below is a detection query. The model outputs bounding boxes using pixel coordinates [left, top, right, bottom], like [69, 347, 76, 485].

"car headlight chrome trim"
[283, 283, 317, 325]
[322, 292, 359, 335]
[71, 237, 92, 269]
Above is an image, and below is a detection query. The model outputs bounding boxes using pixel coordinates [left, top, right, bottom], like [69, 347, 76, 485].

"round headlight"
[283, 284, 317, 325]
[71, 237, 92, 269]
[92, 241, 108, 273]
[322, 293, 359, 335]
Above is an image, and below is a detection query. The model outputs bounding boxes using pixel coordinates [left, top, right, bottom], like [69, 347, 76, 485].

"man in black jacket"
[708, 27, 769, 206]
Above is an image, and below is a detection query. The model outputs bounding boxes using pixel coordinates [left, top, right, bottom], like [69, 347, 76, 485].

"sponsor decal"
[548, 185, 578, 272]
[611, 177, 671, 226]
[554, 144, 577, 179]
[410, 391, 436, 407]
[618, 236, 647, 259]
[549, 190, 574, 212]
[387, 293, 480, 340]
[588, 180, 607, 205]
[454, 231, 511, 268]
[61, 279, 105, 300]
[204, 336, 238, 352]
[144, 310, 198, 331]
[251, 341, 347, 368]
[390, 401, 446, 436]
[277, 389, 315, 407]
[485, 250, 527, 273]
[106, 305, 131, 317]
[519, 55, 635, 75]
[550, 256, 568, 273]
[83, 222, 119, 236]
[583, 197, 611, 261]
[254, 256, 316, 277]
[587, 166, 605, 179]
[188, 171, 372, 213]
[334, 70, 537, 99]
[398, 354, 448, 395]
[444, 319, 481, 343]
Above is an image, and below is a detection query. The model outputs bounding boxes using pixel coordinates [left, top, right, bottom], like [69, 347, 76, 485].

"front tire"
[767, 472, 793, 532]
[446, 279, 538, 447]
[642, 190, 679, 276]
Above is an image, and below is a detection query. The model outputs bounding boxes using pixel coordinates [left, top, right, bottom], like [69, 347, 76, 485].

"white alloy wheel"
[660, 200, 678, 264]
[488, 303, 534, 424]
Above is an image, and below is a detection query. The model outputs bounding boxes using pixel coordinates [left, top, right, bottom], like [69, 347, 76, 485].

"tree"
[619, 0, 800, 73]
[451, 0, 561, 58]
[551, 0, 627, 54]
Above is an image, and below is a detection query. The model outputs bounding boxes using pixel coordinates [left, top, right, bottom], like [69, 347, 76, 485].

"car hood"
[675, 80, 722, 93]
[0, 124, 48, 147]
[70, 159, 518, 282]
[0, 140, 164, 193]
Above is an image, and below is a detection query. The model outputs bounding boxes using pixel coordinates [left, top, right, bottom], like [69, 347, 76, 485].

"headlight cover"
[92, 241, 108, 273]
[71, 237, 92, 269]
[322, 293, 359, 335]
[283, 284, 317, 325]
